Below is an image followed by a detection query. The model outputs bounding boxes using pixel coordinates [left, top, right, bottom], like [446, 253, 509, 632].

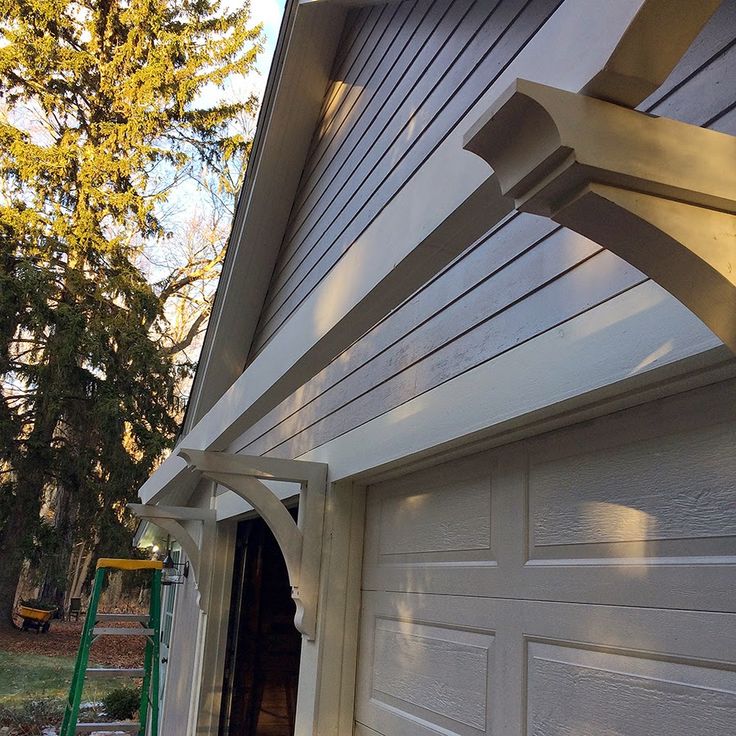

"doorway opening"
[219, 509, 301, 736]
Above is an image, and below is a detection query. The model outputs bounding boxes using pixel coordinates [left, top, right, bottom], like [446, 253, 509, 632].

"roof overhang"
[182, 0, 347, 432]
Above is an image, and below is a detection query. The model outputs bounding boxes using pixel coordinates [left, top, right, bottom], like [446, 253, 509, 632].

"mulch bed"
[0, 620, 146, 668]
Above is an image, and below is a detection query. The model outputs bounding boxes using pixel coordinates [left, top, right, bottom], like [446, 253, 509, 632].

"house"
[132, 1, 736, 734]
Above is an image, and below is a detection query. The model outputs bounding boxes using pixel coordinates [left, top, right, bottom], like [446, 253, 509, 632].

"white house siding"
[233, 0, 735, 462]
[249, 0, 566, 355]
[160, 574, 202, 736]
[355, 378, 736, 735]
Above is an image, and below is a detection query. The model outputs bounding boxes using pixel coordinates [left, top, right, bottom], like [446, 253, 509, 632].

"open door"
[219, 511, 301, 736]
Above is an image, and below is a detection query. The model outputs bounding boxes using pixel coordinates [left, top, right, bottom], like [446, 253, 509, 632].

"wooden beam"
[178, 449, 327, 640]
[465, 80, 736, 351]
[581, 0, 721, 106]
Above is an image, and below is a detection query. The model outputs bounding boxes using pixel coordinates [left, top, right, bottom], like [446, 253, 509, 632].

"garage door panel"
[527, 413, 736, 558]
[527, 642, 736, 736]
[363, 563, 735, 612]
[357, 592, 736, 736]
[371, 617, 493, 735]
[356, 592, 498, 736]
[357, 382, 736, 734]
[362, 383, 736, 612]
[362, 456, 497, 589]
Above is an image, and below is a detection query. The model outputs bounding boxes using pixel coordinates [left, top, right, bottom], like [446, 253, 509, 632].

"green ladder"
[60, 558, 163, 736]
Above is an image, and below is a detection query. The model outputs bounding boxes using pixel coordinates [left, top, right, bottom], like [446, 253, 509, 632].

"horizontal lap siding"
[234, 1, 736, 459]
[249, 0, 564, 356]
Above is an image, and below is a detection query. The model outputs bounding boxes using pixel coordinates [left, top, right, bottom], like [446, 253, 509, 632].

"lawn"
[0, 650, 121, 706]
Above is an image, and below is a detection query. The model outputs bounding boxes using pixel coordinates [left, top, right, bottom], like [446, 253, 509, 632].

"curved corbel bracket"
[464, 79, 736, 353]
[555, 184, 736, 352]
[580, 0, 721, 107]
[128, 503, 216, 613]
[179, 448, 327, 640]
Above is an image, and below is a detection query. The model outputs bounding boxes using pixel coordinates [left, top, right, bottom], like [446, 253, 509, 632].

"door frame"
[193, 479, 367, 735]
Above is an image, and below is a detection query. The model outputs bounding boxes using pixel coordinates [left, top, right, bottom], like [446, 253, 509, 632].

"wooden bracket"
[178, 448, 328, 640]
[127, 504, 217, 612]
[464, 79, 736, 353]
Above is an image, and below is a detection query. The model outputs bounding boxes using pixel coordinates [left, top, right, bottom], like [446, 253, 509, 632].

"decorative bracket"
[128, 504, 217, 612]
[464, 78, 736, 353]
[178, 448, 328, 640]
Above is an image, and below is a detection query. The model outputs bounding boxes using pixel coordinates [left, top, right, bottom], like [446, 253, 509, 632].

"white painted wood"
[355, 379, 736, 736]
[178, 448, 327, 639]
[194, 522, 237, 736]
[361, 378, 736, 610]
[160, 571, 203, 736]
[371, 618, 493, 733]
[527, 643, 736, 736]
[529, 421, 736, 550]
[139, 0, 664, 507]
[465, 78, 736, 351]
[293, 480, 366, 736]
[128, 503, 217, 610]
[296, 282, 722, 482]
[357, 592, 736, 736]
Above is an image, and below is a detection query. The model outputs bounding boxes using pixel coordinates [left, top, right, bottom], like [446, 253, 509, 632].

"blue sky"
[251, 0, 288, 80]
[243, 0, 288, 100]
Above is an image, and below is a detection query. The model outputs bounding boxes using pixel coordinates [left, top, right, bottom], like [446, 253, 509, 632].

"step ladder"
[60, 558, 164, 736]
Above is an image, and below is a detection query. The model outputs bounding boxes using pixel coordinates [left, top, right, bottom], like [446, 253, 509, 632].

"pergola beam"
[464, 79, 736, 352]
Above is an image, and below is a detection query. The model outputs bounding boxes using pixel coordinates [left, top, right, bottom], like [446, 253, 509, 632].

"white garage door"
[355, 380, 736, 736]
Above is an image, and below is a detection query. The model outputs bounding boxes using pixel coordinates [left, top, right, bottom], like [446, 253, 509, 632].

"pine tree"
[0, 0, 262, 623]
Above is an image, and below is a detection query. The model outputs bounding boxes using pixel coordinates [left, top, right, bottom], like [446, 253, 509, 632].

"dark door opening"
[219, 511, 302, 736]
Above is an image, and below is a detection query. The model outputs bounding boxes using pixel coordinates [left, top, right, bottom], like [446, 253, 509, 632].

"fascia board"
[182, 0, 347, 431]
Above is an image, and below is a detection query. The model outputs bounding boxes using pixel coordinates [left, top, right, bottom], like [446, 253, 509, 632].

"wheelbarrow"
[17, 604, 55, 633]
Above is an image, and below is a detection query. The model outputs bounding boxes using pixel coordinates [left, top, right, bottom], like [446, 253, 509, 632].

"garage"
[355, 380, 736, 736]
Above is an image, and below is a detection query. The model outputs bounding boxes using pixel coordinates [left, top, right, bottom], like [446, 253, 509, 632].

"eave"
[182, 0, 347, 432]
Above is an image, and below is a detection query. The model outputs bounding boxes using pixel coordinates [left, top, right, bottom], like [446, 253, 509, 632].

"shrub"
[103, 687, 140, 720]
[0, 699, 64, 735]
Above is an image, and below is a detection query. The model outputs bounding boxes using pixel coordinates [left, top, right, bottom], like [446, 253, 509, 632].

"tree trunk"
[0, 470, 44, 628]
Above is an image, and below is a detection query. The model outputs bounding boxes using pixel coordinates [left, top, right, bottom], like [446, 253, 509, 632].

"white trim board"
[139, 0, 658, 506]
[213, 281, 728, 520]
[299, 282, 723, 480]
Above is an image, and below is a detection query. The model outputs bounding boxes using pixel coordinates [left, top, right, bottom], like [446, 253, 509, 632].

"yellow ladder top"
[96, 558, 163, 571]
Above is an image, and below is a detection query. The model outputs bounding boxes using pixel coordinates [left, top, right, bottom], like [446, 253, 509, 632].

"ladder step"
[86, 668, 146, 678]
[75, 723, 139, 733]
[96, 613, 149, 623]
[92, 627, 155, 637]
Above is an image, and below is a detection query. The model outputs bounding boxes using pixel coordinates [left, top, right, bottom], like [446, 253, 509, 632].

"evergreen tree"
[0, 0, 261, 623]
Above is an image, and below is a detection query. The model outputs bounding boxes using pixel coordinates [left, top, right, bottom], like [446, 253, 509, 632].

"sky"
[159, 0, 287, 235]
[237, 0, 287, 102]
[250, 0, 288, 86]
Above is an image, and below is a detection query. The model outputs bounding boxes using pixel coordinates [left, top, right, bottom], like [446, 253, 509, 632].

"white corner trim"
[292, 282, 724, 483]
[138, 0, 675, 507]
